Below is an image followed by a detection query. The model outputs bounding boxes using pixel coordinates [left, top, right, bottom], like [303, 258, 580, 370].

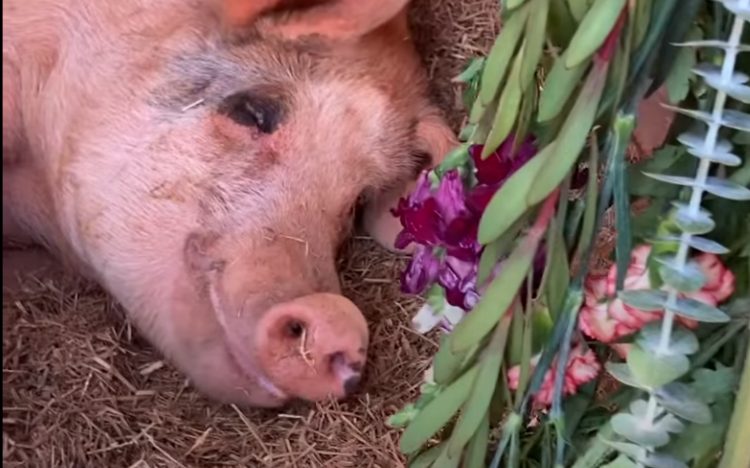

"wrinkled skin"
[2, 0, 457, 407]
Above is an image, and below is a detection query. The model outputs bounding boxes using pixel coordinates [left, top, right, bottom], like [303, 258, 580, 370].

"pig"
[2, 0, 457, 407]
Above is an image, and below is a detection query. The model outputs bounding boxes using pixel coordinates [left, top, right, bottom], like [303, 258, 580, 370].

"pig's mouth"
[203, 269, 290, 401]
[224, 341, 289, 401]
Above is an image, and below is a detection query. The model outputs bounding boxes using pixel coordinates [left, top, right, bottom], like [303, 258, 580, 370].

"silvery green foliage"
[602, 2, 749, 466]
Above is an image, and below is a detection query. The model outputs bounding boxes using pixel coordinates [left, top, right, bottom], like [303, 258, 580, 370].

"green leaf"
[520, 0, 549, 87]
[527, 60, 609, 207]
[606, 362, 646, 389]
[410, 443, 445, 468]
[628, 146, 696, 198]
[388, 404, 418, 428]
[433, 334, 469, 385]
[475, 6, 530, 112]
[482, 46, 525, 157]
[656, 257, 707, 293]
[647, 0, 703, 97]
[567, 0, 593, 22]
[618, 289, 668, 311]
[537, 52, 590, 122]
[656, 382, 712, 424]
[640, 452, 689, 468]
[462, 412, 489, 468]
[627, 345, 690, 389]
[664, 396, 732, 463]
[664, 33, 698, 103]
[564, 0, 626, 68]
[400, 365, 480, 454]
[447, 318, 510, 456]
[455, 57, 485, 83]
[671, 203, 716, 235]
[637, 322, 699, 356]
[612, 114, 636, 291]
[650, 235, 729, 255]
[548, 0, 577, 45]
[477, 147, 548, 244]
[669, 296, 731, 323]
[598, 438, 647, 460]
[454, 224, 547, 351]
[603, 454, 639, 468]
[690, 366, 738, 404]
[611, 412, 671, 447]
[546, 215, 571, 316]
[431, 445, 461, 468]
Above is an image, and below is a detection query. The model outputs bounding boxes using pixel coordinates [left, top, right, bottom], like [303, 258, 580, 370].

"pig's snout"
[254, 293, 369, 402]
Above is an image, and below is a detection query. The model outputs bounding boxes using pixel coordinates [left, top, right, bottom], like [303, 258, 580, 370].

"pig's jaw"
[206, 273, 288, 400]
[223, 341, 288, 400]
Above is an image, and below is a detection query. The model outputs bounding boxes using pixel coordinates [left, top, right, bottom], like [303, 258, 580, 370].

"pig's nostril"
[329, 351, 346, 366]
[285, 319, 305, 339]
[343, 375, 361, 396]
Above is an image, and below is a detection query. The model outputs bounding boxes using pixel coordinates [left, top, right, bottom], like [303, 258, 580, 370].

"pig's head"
[62, 0, 455, 407]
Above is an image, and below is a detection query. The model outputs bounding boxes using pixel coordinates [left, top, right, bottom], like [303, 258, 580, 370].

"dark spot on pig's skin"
[148, 55, 222, 110]
[217, 91, 286, 134]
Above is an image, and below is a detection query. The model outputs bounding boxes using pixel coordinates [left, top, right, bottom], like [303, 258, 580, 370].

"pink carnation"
[579, 244, 736, 357]
[507, 344, 601, 408]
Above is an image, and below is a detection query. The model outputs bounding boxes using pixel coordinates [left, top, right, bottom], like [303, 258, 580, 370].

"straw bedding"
[2, 1, 500, 466]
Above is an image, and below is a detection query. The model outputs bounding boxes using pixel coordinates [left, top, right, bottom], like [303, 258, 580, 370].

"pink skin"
[2, 0, 456, 407]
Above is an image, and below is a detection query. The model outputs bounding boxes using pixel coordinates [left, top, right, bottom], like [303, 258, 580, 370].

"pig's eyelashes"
[217, 91, 284, 134]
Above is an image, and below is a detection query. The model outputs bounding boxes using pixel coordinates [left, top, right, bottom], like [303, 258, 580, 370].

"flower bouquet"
[387, 1, 750, 467]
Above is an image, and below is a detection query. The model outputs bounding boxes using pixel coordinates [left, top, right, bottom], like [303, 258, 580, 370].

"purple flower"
[401, 246, 441, 294]
[470, 137, 537, 186]
[393, 135, 542, 312]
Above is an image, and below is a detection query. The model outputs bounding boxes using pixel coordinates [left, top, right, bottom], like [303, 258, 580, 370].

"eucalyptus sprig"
[388, 1, 748, 467]
[598, 2, 750, 467]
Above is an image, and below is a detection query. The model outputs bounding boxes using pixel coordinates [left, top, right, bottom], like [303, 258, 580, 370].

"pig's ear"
[213, 0, 278, 29]
[216, 0, 412, 41]
[362, 108, 458, 253]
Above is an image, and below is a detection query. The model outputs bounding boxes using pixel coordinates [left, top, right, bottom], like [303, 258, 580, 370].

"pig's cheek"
[361, 185, 414, 254]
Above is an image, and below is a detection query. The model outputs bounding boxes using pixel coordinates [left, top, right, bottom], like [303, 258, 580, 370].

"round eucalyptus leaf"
[703, 177, 750, 201]
[673, 39, 750, 52]
[618, 290, 668, 311]
[627, 345, 690, 389]
[718, 0, 750, 20]
[654, 413, 685, 434]
[602, 454, 639, 468]
[636, 323, 699, 356]
[677, 130, 733, 154]
[685, 145, 742, 166]
[656, 382, 712, 424]
[629, 399, 652, 417]
[649, 235, 729, 255]
[722, 109, 750, 132]
[611, 412, 671, 447]
[671, 203, 715, 235]
[669, 297, 731, 323]
[599, 438, 647, 460]
[640, 452, 689, 468]
[692, 62, 749, 84]
[606, 363, 646, 389]
[656, 257, 706, 292]
[642, 172, 695, 188]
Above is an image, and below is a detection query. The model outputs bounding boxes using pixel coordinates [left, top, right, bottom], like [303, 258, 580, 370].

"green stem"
[718, 331, 750, 468]
[643, 2, 748, 456]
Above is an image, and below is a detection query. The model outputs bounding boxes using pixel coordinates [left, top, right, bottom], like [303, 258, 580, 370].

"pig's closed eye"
[217, 91, 284, 134]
